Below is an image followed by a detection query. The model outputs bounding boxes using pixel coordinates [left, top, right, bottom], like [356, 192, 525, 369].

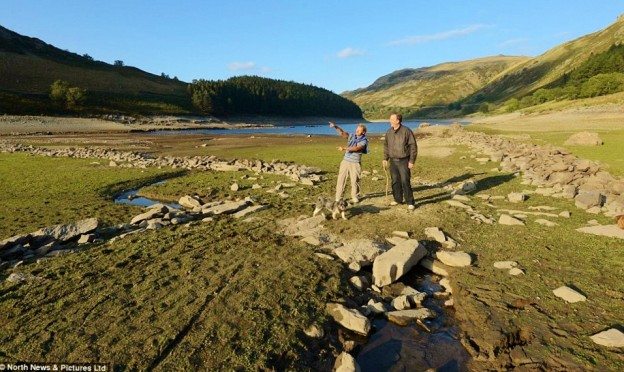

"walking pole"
[382, 160, 390, 201]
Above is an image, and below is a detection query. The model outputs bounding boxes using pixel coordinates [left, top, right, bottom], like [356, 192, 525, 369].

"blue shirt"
[343, 134, 368, 163]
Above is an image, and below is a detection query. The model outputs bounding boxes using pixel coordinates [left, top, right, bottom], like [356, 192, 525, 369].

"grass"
[0, 153, 179, 238]
[0, 133, 623, 369]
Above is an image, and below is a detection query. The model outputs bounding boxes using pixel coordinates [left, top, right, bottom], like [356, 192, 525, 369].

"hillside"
[342, 56, 528, 119]
[464, 14, 624, 105]
[0, 25, 193, 115]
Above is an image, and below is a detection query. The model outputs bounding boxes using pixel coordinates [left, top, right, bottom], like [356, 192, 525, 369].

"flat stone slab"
[232, 204, 268, 219]
[436, 250, 472, 267]
[499, 214, 525, 226]
[334, 352, 360, 372]
[326, 303, 370, 335]
[535, 219, 557, 227]
[334, 239, 384, 266]
[590, 328, 624, 348]
[419, 257, 449, 276]
[34, 218, 99, 242]
[576, 225, 624, 239]
[553, 286, 587, 303]
[202, 200, 249, 215]
[494, 261, 518, 269]
[386, 308, 436, 326]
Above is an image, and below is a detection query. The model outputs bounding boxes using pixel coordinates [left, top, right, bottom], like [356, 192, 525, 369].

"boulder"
[372, 239, 426, 287]
[553, 286, 587, 303]
[178, 195, 203, 209]
[435, 250, 472, 267]
[424, 227, 446, 243]
[34, 218, 99, 242]
[574, 191, 603, 210]
[202, 200, 249, 215]
[131, 208, 164, 225]
[334, 239, 384, 267]
[326, 303, 371, 335]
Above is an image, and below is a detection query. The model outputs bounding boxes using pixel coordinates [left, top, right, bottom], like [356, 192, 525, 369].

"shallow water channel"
[113, 181, 181, 209]
[357, 268, 469, 371]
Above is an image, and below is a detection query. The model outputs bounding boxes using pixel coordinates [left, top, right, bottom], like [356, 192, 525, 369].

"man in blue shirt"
[329, 122, 369, 204]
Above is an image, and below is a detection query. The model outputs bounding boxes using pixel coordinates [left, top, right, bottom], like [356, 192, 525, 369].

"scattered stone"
[553, 286, 587, 303]
[494, 261, 518, 269]
[576, 225, 624, 239]
[232, 204, 268, 219]
[452, 194, 470, 202]
[586, 206, 602, 214]
[230, 182, 240, 191]
[334, 352, 360, 372]
[131, 208, 164, 225]
[535, 219, 557, 227]
[424, 227, 446, 243]
[392, 231, 410, 239]
[33, 218, 99, 242]
[109, 160, 118, 167]
[391, 295, 412, 310]
[436, 250, 472, 267]
[348, 262, 362, 272]
[386, 308, 436, 326]
[385, 236, 407, 246]
[301, 236, 321, 246]
[439, 278, 452, 293]
[251, 183, 262, 190]
[444, 200, 472, 210]
[444, 298, 454, 307]
[349, 276, 369, 291]
[178, 195, 203, 209]
[202, 200, 249, 215]
[508, 192, 527, 203]
[509, 268, 525, 276]
[326, 303, 371, 335]
[6, 272, 29, 284]
[334, 239, 384, 267]
[314, 253, 334, 260]
[499, 214, 525, 226]
[372, 239, 427, 287]
[303, 324, 324, 338]
[575, 191, 603, 210]
[559, 211, 571, 218]
[590, 328, 624, 348]
[419, 257, 449, 276]
[365, 300, 388, 314]
[77, 234, 95, 244]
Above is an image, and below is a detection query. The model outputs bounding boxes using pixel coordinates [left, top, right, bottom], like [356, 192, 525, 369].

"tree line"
[188, 76, 362, 117]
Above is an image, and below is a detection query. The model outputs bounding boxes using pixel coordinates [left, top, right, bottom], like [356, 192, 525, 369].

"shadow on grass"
[97, 169, 187, 199]
[414, 173, 515, 207]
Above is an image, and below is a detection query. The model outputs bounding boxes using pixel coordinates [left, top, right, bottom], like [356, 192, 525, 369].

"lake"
[151, 119, 468, 136]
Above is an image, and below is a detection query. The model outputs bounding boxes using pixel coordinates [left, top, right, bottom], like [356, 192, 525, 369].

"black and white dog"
[312, 196, 348, 220]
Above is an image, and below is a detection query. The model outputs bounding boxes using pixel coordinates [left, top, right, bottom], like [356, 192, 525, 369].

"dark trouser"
[389, 157, 414, 205]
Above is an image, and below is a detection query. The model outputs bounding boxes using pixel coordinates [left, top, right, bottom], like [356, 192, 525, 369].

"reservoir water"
[150, 119, 467, 136]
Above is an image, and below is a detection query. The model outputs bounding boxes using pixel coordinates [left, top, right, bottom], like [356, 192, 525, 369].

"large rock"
[564, 132, 603, 146]
[334, 239, 384, 267]
[178, 195, 203, 209]
[436, 250, 472, 267]
[419, 257, 449, 276]
[575, 191, 603, 209]
[130, 207, 165, 225]
[424, 227, 446, 243]
[590, 328, 624, 348]
[507, 192, 527, 203]
[372, 239, 426, 287]
[334, 352, 361, 372]
[576, 225, 624, 239]
[0, 234, 31, 251]
[386, 308, 436, 326]
[326, 303, 371, 335]
[33, 218, 99, 242]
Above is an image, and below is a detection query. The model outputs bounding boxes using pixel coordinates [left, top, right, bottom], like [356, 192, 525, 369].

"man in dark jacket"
[383, 113, 418, 210]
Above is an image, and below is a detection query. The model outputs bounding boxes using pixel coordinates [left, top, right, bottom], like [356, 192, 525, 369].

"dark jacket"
[383, 125, 418, 163]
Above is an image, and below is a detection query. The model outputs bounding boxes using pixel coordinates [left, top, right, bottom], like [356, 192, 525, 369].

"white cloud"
[388, 24, 488, 46]
[498, 38, 528, 48]
[337, 47, 365, 59]
[228, 61, 256, 71]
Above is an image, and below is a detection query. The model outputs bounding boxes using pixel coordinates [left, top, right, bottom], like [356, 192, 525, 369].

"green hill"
[463, 14, 624, 107]
[0, 25, 192, 115]
[342, 56, 529, 119]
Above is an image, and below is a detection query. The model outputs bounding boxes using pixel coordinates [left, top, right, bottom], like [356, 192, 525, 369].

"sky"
[3, 1, 624, 93]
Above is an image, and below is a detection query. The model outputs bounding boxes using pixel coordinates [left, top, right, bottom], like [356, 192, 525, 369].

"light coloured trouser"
[335, 159, 361, 201]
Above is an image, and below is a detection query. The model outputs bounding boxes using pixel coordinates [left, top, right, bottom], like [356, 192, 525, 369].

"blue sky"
[3, 1, 624, 93]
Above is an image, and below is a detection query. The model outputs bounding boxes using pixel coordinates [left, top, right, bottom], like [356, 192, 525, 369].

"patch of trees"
[510, 44, 624, 110]
[188, 76, 362, 118]
[49, 80, 87, 109]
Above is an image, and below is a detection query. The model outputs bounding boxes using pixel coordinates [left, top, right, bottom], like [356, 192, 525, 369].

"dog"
[313, 196, 348, 220]
[617, 215, 624, 230]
